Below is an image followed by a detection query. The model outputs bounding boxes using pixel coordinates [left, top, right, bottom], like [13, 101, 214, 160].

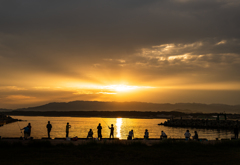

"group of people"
[86, 123, 114, 139]
[21, 121, 239, 140]
[184, 130, 198, 140]
[159, 130, 198, 140]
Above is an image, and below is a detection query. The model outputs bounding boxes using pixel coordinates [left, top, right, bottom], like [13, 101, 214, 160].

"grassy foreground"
[1, 140, 240, 165]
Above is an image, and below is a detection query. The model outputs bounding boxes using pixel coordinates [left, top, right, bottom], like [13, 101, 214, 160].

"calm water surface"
[0, 116, 234, 140]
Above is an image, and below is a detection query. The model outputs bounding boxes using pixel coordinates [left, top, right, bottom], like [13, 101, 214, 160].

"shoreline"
[4, 110, 240, 119]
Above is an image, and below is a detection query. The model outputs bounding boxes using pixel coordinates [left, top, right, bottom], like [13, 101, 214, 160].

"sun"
[115, 85, 130, 92]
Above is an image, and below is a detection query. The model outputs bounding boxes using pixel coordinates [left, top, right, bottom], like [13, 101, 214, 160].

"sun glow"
[63, 82, 154, 95]
[101, 85, 139, 92]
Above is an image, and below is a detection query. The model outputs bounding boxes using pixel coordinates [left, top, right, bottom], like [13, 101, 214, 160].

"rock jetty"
[0, 113, 19, 127]
[162, 118, 239, 130]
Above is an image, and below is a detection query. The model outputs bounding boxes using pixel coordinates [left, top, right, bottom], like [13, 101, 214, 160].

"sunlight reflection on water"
[0, 116, 234, 140]
[116, 118, 122, 138]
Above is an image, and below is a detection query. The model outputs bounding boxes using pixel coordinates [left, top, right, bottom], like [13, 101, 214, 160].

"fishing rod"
[101, 119, 109, 127]
[17, 121, 22, 133]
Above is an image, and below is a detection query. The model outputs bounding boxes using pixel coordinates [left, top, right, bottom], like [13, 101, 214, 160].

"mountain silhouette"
[13, 101, 240, 113]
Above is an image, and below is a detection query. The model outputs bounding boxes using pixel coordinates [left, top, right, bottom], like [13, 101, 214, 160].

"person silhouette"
[184, 130, 191, 140]
[234, 126, 239, 139]
[160, 130, 167, 139]
[97, 123, 102, 140]
[21, 125, 30, 139]
[27, 123, 32, 137]
[46, 121, 52, 139]
[144, 129, 149, 139]
[66, 122, 71, 138]
[108, 124, 114, 139]
[87, 129, 93, 139]
[193, 131, 198, 140]
[128, 130, 134, 140]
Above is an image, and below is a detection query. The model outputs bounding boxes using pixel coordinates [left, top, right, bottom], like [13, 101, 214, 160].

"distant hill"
[13, 101, 240, 113]
[0, 108, 12, 112]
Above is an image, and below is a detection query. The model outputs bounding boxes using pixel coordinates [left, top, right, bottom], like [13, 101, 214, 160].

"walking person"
[46, 121, 52, 139]
[108, 124, 114, 139]
[66, 122, 71, 138]
[234, 126, 239, 139]
[97, 123, 102, 140]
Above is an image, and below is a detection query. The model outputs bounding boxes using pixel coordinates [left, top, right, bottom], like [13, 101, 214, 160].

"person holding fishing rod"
[108, 124, 114, 139]
[21, 124, 31, 139]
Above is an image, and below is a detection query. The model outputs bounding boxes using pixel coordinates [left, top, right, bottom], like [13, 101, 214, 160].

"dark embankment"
[1, 140, 240, 165]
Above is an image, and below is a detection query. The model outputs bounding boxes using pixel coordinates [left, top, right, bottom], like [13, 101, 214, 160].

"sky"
[1, 0, 240, 109]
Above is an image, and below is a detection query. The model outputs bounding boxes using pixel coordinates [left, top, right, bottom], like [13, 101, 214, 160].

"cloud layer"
[0, 0, 240, 108]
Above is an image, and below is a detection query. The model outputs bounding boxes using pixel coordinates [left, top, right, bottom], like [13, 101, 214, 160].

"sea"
[0, 116, 234, 140]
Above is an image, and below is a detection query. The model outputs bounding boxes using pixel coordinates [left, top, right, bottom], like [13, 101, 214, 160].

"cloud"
[0, 86, 27, 91]
[0, 0, 240, 108]
[5, 95, 35, 100]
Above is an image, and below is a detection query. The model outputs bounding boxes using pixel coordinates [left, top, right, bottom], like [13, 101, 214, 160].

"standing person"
[128, 130, 134, 140]
[108, 124, 114, 139]
[97, 123, 102, 140]
[234, 126, 239, 139]
[27, 123, 32, 137]
[46, 121, 52, 139]
[184, 130, 191, 140]
[144, 129, 149, 139]
[66, 122, 71, 138]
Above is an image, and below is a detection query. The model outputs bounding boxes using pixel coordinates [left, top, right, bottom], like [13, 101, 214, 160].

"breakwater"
[162, 119, 239, 129]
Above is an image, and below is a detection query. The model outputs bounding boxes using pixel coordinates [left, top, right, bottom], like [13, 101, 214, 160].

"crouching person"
[127, 130, 134, 140]
[160, 130, 167, 139]
[87, 129, 93, 139]
[192, 131, 198, 140]
[144, 129, 149, 140]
